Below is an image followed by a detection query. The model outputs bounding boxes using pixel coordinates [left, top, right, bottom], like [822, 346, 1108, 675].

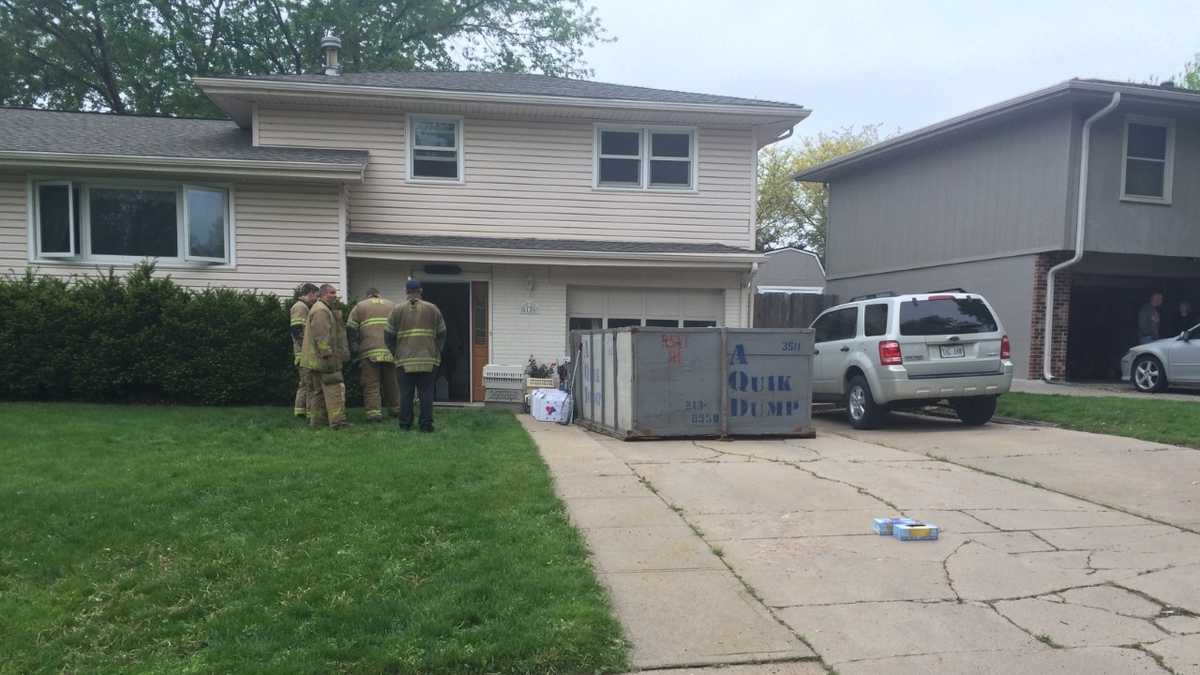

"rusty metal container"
[570, 327, 814, 439]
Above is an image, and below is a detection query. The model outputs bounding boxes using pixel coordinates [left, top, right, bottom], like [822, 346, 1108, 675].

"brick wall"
[1028, 252, 1073, 379]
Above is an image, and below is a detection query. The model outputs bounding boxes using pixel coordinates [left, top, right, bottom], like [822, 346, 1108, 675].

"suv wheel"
[846, 375, 886, 429]
[1132, 355, 1167, 393]
[952, 395, 997, 426]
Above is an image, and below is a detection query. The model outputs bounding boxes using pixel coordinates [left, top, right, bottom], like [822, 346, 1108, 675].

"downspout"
[1042, 91, 1120, 382]
[747, 261, 759, 327]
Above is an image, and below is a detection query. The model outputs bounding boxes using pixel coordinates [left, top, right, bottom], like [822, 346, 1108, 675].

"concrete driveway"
[528, 414, 1200, 674]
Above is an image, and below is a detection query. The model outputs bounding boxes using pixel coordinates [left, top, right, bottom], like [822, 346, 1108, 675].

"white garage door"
[567, 286, 723, 329]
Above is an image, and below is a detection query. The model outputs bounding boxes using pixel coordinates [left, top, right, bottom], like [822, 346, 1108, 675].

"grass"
[0, 404, 627, 674]
[996, 392, 1200, 449]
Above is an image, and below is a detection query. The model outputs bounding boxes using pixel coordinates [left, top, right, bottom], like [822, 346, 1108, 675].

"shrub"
[0, 262, 364, 406]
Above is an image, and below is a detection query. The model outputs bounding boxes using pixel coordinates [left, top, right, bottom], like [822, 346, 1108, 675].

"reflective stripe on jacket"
[347, 296, 396, 363]
[386, 298, 446, 373]
[289, 300, 309, 363]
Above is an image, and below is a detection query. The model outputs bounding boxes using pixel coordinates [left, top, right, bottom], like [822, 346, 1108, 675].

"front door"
[471, 281, 489, 402]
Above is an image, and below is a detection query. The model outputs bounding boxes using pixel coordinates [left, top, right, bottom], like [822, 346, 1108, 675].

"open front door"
[471, 281, 489, 402]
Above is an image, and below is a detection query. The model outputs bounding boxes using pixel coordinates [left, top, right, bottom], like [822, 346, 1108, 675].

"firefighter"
[385, 279, 446, 432]
[299, 283, 348, 429]
[347, 288, 400, 422]
[290, 283, 320, 418]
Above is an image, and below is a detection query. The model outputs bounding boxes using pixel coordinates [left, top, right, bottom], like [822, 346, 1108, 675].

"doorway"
[421, 282, 472, 402]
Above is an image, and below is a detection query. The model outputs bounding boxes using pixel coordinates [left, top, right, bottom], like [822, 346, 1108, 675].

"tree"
[755, 125, 882, 257]
[0, 0, 608, 117]
[1181, 54, 1200, 91]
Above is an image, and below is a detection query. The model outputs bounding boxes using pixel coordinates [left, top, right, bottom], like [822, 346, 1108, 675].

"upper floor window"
[34, 180, 231, 264]
[409, 115, 462, 181]
[1121, 116, 1174, 204]
[595, 126, 695, 190]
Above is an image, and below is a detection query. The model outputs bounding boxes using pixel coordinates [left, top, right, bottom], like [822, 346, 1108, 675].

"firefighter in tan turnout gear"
[386, 279, 446, 432]
[299, 283, 349, 429]
[347, 288, 400, 422]
[289, 283, 320, 418]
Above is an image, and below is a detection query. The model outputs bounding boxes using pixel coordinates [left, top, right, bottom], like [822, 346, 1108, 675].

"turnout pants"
[294, 365, 308, 417]
[360, 360, 400, 420]
[306, 369, 347, 428]
[398, 368, 435, 430]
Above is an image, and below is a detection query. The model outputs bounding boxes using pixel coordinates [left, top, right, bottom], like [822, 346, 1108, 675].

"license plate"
[940, 344, 966, 358]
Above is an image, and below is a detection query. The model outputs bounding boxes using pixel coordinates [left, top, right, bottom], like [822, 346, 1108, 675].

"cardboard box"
[872, 517, 918, 536]
[893, 522, 940, 541]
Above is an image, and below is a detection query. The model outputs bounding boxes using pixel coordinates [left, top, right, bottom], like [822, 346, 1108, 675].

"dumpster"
[570, 327, 814, 439]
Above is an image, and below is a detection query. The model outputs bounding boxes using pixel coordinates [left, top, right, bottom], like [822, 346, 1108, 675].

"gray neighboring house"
[754, 247, 826, 295]
[796, 79, 1200, 381]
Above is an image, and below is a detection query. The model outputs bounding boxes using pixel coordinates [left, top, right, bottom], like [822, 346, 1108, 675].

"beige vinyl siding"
[258, 108, 754, 247]
[0, 174, 342, 297]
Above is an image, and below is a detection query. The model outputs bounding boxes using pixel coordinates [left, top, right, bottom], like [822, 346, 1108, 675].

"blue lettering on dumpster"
[727, 342, 803, 418]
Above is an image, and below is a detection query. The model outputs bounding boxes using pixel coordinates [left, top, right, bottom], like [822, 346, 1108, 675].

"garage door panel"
[567, 286, 723, 325]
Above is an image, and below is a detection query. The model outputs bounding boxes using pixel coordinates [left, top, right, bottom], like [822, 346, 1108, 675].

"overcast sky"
[583, 0, 1200, 141]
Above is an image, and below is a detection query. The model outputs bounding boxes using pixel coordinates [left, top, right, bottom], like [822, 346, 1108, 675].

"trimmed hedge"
[0, 263, 361, 406]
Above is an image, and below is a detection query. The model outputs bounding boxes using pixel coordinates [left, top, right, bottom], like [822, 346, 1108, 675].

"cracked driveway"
[546, 413, 1200, 674]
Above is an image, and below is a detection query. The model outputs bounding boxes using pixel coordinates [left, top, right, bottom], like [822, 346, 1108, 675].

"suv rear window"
[899, 298, 997, 336]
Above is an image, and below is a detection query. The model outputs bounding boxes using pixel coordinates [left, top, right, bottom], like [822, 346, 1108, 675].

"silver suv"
[809, 290, 1014, 429]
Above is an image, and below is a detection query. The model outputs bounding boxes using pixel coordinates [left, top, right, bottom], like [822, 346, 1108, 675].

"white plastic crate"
[483, 364, 525, 391]
[484, 387, 525, 403]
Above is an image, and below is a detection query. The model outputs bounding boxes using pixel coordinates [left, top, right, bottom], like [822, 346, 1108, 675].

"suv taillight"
[1000, 335, 1011, 360]
[879, 340, 903, 366]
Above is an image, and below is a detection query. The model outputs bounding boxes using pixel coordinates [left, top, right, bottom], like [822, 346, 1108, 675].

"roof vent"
[321, 32, 342, 76]
[1160, 80, 1176, 89]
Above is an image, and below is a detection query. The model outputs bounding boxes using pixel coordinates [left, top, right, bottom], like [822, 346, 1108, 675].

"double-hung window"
[409, 115, 463, 181]
[33, 180, 232, 264]
[1121, 116, 1174, 203]
[595, 126, 695, 190]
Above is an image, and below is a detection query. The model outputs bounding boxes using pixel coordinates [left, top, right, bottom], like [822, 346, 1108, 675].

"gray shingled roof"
[796, 78, 1200, 182]
[347, 232, 756, 255]
[0, 108, 368, 166]
[225, 71, 805, 110]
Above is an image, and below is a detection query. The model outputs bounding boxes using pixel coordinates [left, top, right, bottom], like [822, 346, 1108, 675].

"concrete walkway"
[519, 417, 822, 673]
[523, 415, 1200, 674]
[1012, 378, 1200, 402]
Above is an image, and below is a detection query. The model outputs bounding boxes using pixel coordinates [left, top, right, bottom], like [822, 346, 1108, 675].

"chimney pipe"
[321, 32, 342, 76]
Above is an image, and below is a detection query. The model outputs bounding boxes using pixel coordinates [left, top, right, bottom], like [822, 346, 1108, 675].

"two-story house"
[796, 79, 1200, 382]
[0, 41, 809, 402]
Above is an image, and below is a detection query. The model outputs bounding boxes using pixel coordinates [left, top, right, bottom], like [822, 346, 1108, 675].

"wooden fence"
[753, 293, 838, 328]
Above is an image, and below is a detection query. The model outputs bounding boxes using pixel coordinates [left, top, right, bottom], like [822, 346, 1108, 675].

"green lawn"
[0, 404, 627, 674]
[997, 392, 1200, 449]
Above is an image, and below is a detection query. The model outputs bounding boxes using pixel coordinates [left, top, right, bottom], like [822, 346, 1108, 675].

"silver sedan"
[1121, 324, 1200, 393]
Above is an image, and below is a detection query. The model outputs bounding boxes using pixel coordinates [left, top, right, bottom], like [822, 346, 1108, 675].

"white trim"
[33, 180, 76, 257]
[593, 124, 698, 192]
[28, 176, 235, 267]
[406, 113, 464, 184]
[251, 102, 260, 147]
[756, 285, 825, 294]
[338, 184, 349, 293]
[193, 77, 812, 120]
[1120, 114, 1174, 204]
[749, 130, 758, 249]
[0, 150, 365, 181]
